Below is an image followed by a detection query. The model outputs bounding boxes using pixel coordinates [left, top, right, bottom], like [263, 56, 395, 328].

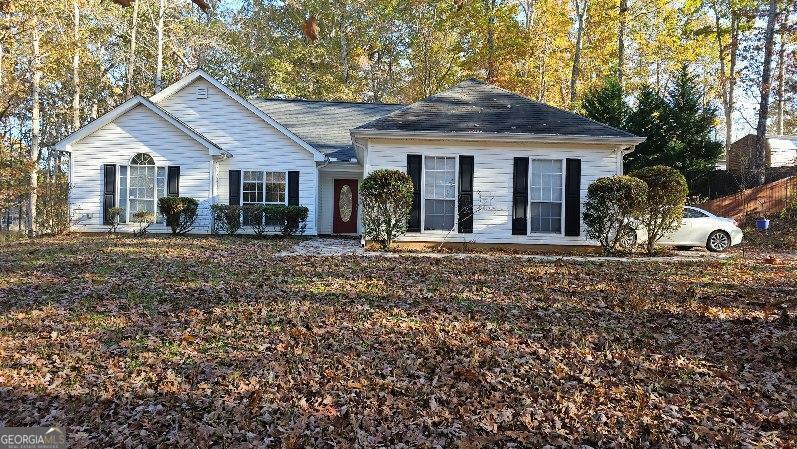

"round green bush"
[361, 169, 414, 249]
[583, 175, 647, 254]
[630, 165, 688, 254]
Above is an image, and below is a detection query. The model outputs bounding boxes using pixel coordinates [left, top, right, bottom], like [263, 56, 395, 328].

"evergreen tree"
[662, 66, 723, 188]
[624, 66, 722, 190]
[581, 77, 629, 130]
[624, 85, 670, 173]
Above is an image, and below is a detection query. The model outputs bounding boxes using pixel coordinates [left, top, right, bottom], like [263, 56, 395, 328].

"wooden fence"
[699, 176, 797, 221]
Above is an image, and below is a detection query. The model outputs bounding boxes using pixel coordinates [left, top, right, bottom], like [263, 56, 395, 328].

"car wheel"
[706, 230, 731, 252]
[617, 225, 637, 250]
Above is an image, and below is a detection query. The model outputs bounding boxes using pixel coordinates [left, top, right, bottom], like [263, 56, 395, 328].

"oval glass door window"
[339, 185, 353, 222]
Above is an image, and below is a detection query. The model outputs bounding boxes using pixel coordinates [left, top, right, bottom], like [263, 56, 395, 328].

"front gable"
[55, 96, 226, 157]
[151, 70, 326, 162]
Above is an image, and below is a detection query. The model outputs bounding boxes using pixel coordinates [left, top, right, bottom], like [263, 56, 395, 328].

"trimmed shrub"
[583, 175, 647, 254]
[158, 197, 199, 235]
[106, 207, 123, 233]
[631, 165, 688, 254]
[361, 169, 414, 249]
[211, 204, 241, 235]
[243, 204, 269, 236]
[264, 204, 309, 236]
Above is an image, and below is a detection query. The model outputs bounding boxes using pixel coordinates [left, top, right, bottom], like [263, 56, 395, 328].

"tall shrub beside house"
[583, 175, 647, 254]
[631, 165, 688, 254]
[361, 169, 414, 249]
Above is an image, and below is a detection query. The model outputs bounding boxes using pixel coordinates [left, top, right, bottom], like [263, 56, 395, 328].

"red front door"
[333, 179, 358, 234]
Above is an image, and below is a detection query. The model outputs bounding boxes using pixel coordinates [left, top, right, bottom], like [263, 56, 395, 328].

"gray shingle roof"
[355, 79, 639, 139]
[250, 98, 404, 160]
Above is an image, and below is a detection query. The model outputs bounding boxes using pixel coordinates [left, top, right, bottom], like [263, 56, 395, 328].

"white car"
[629, 206, 744, 252]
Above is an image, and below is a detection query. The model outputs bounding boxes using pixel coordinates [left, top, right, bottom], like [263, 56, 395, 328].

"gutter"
[350, 129, 646, 147]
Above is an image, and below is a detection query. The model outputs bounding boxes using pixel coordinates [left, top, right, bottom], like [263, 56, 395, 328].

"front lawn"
[0, 235, 795, 447]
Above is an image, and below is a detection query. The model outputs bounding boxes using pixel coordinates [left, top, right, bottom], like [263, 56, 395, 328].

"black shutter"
[288, 171, 300, 205]
[458, 155, 474, 233]
[407, 155, 422, 232]
[564, 158, 582, 236]
[228, 170, 241, 206]
[167, 166, 180, 197]
[103, 164, 116, 225]
[512, 157, 528, 235]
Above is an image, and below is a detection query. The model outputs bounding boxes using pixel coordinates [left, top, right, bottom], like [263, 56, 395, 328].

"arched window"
[124, 153, 165, 221]
[131, 153, 155, 166]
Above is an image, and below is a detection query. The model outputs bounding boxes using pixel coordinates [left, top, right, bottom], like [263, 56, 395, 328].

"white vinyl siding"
[158, 79, 317, 235]
[364, 138, 621, 245]
[68, 104, 213, 233]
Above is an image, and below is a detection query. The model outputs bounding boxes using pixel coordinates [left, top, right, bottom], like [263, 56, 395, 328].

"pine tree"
[624, 86, 669, 173]
[624, 67, 722, 190]
[581, 76, 628, 130]
[662, 65, 723, 188]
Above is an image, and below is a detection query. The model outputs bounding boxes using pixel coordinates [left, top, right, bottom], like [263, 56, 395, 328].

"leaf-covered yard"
[0, 236, 795, 448]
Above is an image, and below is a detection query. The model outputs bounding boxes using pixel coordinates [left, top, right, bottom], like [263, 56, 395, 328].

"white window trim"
[118, 156, 166, 224]
[527, 158, 565, 236]
[414, 153, 460, 234]
[240, 170, 288, 206]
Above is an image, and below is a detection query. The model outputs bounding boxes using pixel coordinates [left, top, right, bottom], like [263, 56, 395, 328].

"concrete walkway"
[276, 237, 732, 262]
[277, 237, 364, 256]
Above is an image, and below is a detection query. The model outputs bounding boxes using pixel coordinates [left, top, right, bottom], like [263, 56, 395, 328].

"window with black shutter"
[228, 170, 241, 206]
[458, 156, 474, 233]
[103, 164, 116, 224]
[564, 158, 581, 236]
[511, 157, 528, 235]
[406, 155, 422, 232]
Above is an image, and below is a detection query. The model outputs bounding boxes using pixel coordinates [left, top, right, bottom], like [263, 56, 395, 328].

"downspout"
[211, 151, 232, 233]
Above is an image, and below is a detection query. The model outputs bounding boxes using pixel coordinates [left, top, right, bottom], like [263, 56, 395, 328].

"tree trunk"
[483, 0, 497, 82]
[713, 3, 739, 155]
[775, 11, 788, 136]
[618, 0, 627, 86]
[155, 0, 165, 93]
[72, 0, 81, 131]
[753, 0, 778, 186]
[569, 0, 588, 109]
[725, 13, 739, 153]
[29, 23, 41, 237]
[126, 0, 139, 99]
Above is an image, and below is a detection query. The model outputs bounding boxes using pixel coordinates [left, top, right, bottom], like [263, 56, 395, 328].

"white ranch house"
[56, 70, 645, 245]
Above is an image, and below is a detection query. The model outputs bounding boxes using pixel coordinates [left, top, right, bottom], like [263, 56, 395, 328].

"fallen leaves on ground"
[0, 235, 795, 447]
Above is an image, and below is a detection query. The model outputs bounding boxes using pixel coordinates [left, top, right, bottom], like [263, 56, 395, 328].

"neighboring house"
[727, 134, 797, 172]
[55, 70, 645, 245]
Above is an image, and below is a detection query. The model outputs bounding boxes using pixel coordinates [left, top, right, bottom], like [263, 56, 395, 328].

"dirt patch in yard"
[0, 235, 795, 447]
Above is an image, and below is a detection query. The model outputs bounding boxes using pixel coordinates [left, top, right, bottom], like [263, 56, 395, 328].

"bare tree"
[753, 0, 779, 186]
[155, 0, 166, 93]
[618, 0, 628, 86]
[711, 0, 741, 155]
[483, 0, 498, 82]
[28, 22, 41, 236]
[72, 0, 80, 131]
[569, 0, 588, 109]
[775, 9, 789, 136]
[126, 0, 140, 99]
